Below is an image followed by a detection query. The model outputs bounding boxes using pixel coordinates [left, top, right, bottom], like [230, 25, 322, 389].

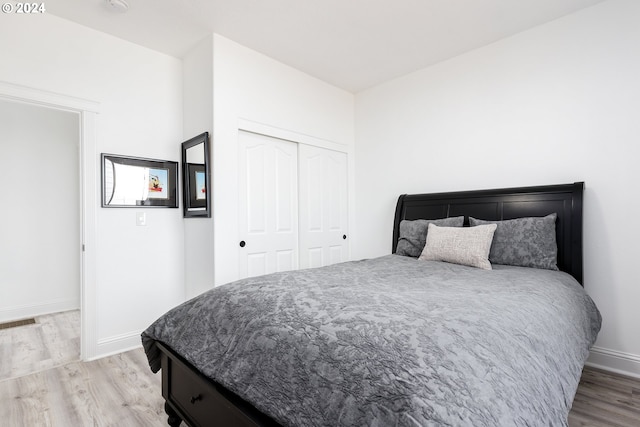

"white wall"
[182, 35, 215, 299]
[355, 0, 640, 376]
[0, 14, 184, 358]
[0, 100, 80, 321]
[212, 35, 355, 286]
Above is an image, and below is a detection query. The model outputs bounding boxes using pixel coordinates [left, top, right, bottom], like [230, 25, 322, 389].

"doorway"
[0, 99, 81, 370]
[0, 99, 80, 316]
[0, 81, 99, 361]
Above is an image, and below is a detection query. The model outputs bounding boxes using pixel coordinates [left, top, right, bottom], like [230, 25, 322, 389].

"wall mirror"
[182, 132, 211, 218]
[101, 153, 178, 208]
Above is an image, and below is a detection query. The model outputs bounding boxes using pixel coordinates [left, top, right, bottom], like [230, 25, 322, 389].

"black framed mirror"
[182, 132, 211, 218]
[101, 153, 178, 208]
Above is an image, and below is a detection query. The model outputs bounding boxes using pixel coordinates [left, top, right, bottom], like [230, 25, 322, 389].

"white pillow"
[418, 223, 497, 270]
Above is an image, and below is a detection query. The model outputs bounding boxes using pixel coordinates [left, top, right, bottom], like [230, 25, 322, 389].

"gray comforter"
[142, 255, 601, 427]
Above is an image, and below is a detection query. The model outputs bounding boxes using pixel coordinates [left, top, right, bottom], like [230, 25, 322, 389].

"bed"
[142, 182, 601, 427]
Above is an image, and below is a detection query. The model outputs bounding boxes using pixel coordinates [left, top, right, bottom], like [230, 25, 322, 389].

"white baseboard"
[0, 298, 79, 323]
[586, 346, 640, 379]
[91, 330, 143, 361]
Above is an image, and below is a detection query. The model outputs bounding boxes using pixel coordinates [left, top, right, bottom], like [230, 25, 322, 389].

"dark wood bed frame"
[392, 181, 585, 285]
[157, 182, 585, 426]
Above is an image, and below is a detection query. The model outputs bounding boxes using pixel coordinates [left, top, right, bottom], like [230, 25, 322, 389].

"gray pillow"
[469, 213, 558, 270]
[396, 216, 464, 257]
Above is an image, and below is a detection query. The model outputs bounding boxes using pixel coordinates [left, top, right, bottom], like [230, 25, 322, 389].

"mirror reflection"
[101, 154, 178, 208]
[182, 132, 210, 217]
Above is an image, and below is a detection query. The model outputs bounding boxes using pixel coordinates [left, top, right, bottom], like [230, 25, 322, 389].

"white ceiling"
[46, 0, 605, 93]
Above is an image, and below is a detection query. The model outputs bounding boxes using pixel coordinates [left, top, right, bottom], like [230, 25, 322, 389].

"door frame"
[0, 81, 100, 360]
[238, 119, 350, 154]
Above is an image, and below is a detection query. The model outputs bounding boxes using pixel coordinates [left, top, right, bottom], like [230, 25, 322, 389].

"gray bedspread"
[141, 255, 601, 427]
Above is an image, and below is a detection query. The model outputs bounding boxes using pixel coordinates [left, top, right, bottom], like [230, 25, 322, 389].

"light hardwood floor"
[1, 312, 639, 426]
[0, 311, 166, 426]
[0, 310, 80, 381]
[0, 347, 166, 426]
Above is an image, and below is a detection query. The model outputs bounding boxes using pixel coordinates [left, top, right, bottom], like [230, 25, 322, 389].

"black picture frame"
[101, 153, 178, 208]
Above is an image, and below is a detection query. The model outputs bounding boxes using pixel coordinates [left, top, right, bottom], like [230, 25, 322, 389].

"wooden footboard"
[157, 342, 281, 427]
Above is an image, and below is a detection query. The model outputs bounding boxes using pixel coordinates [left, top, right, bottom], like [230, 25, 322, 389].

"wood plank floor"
[0, 348, 166, 426]
[569, 367, 640, 427]
[1, 311, 639, 426]
[0, 311, 166, 425]
[0, 310, 79, 381]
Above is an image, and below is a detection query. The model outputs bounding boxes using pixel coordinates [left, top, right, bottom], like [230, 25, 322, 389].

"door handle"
[343, 235, 347, 240]
[239, 240, 246, 248]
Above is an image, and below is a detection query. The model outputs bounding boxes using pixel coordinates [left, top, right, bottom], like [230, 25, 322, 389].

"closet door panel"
[308, 247, 324, 269]
[245, 145, 267, 234]
[329, 246, 343, 265]
[238, 131, 298, 279]
[247, 253, 267, 278]
[276, 250, 295, 272]
[299, 144, 348, 269]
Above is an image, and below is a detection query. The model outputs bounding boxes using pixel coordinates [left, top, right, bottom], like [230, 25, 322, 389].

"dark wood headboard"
[392, 182, 585, 284]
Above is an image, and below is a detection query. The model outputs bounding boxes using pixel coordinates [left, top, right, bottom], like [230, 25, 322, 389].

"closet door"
[298, 144, 349, 269]
[238, 131, 298, 278]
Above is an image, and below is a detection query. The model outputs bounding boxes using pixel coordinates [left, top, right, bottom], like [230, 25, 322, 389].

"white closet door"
[238, 131, 298, 278]
[298, 144, 349, 269]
